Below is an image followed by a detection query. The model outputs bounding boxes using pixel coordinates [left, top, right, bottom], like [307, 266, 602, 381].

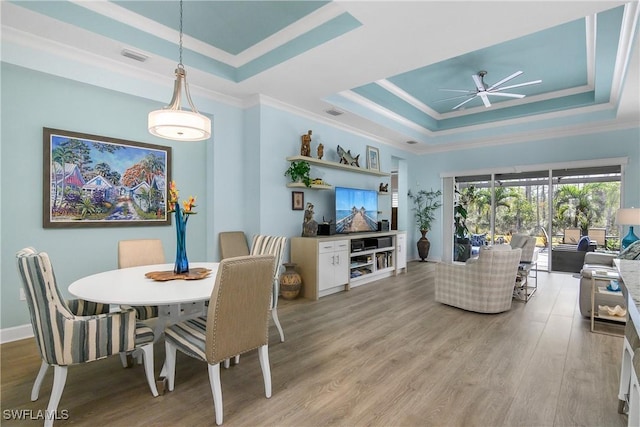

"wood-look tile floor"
[1, 261, 627, 426]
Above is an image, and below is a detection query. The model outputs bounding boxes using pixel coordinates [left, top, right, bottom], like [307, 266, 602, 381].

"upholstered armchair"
[218, 232, 287, 343]
[164, 255, 276, 425]
[16, 248, 158, 427]
[435, 245, 522, 313]
[509, 233, 537, 264]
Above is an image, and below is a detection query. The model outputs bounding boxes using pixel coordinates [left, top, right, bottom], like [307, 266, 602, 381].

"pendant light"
[148, 0, 211, 141]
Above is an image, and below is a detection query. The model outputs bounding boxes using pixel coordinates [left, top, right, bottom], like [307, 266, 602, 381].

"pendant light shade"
[148, 1, 211, 142]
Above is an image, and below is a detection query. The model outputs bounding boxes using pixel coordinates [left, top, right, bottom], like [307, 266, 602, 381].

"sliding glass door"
[450, 164, 621, 272]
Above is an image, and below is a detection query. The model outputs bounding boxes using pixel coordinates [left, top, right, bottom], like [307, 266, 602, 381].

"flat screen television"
[335, 186, 378, 234]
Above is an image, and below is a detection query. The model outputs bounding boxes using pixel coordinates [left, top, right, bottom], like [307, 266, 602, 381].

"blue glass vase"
[173, 199, 189, 274]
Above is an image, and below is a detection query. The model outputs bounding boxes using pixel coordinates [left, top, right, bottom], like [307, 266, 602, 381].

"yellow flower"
[168, 181, 196, 215]
[183, 196, 196, 213]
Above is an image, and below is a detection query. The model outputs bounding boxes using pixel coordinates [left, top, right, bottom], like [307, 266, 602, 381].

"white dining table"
[68, 262, 219, 338]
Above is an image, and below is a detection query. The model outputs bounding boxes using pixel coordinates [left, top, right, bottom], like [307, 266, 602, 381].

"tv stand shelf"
[291, 231, 406, 300]
[286, 155, 390, 177]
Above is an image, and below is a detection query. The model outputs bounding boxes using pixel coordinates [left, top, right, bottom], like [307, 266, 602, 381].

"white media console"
[291, 231, 407, 300]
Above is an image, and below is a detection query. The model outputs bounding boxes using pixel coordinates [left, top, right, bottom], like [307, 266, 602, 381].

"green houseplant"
[408, 189, 442, 261]
[284, 160, 311, 187]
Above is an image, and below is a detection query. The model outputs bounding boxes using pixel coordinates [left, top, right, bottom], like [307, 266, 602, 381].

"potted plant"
[284, 160, 311, 187]
[454, 187, 471, 261]
[408, 189, 442, 261]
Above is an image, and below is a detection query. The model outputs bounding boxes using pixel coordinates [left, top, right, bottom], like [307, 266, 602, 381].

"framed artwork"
[292, 191, 304, 210]
[366, 145, 380, 171]
[43, 127, 172, 228]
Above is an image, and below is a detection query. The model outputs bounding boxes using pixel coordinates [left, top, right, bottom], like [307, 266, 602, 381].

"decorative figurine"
[337, 145, 360, 167]
[317, 142, 324, 160]
[379, 183, 389, 192]
[300, 130, 312, 157]
[302, 202, 318, 237]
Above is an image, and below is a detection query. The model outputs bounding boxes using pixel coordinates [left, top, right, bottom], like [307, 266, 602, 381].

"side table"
[514, 261, 537, 302]
[590, 269, 626, 335]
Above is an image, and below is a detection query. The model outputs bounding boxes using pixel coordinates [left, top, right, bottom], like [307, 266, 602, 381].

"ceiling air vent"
[325, 108, 344, 116]
[121, 49, 148, 62]
[406, 140, 418, 145]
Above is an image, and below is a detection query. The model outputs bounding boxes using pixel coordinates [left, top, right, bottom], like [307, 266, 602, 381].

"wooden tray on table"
[145, 268, 212, 281]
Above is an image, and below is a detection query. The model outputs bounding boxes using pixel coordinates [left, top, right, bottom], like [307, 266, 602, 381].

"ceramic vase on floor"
[279, 263, 302, 300]
[417, 230, 430, 261]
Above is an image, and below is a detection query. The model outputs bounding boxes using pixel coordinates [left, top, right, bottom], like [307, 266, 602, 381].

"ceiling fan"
[437, 70, 542, 110]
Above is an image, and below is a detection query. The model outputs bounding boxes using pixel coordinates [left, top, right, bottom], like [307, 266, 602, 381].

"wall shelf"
[286, 155, 391, 177]
[286, 183, 332, 190]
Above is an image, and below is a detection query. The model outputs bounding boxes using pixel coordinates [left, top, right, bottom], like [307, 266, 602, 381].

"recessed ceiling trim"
[586, 14, 596, 87]
[609, 2, 640, 105]
[232, 2, 346, 66]
[375, 79, 441, 118]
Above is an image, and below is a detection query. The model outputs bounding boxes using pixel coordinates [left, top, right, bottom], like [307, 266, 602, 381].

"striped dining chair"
[16, 247, 159, 427]
[164, 255, 276, 425]
[250, 235, 287, 343]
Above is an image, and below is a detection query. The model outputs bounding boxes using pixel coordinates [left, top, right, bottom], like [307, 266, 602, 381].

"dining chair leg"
[31, 360, 49, 401]
[164, 341, 177, 392]
[119, 352, 128, 368]
[207, 363, 223, 426]
[258, 345, 272, 398]
[223, 359, 230, 369]
[44, 366, 67, 427]
[272, 308, 285, 342]
[140, 344, 159, 397]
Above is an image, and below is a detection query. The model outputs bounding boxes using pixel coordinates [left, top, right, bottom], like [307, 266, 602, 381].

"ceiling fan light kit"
[438, 70, 542, 110]
[148, 0, 211, 142]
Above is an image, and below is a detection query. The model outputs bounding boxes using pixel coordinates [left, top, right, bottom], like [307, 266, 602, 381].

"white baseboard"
[1, 324, 34, 344]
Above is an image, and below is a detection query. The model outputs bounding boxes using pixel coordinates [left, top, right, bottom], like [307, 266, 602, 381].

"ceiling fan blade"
[472, 74, 485, 91]
[435, 94, 476, 103]
[484, 92, 525, 99]
[491, 80, 542, 92]
[452, 96, 477, 110]
[486, 70, 523, 91]
[439, 89, 475, 93]
[479, 93, 491, 107]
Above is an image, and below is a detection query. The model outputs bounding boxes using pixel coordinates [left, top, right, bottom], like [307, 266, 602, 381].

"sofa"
[552, 237, 596, 273]
[579, 252, 620, 317]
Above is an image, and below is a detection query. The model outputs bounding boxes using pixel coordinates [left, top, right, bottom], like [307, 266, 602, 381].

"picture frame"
[292, 191, 304, 210]
[43, 127, 172, 228]
[366, 145, 380, 171]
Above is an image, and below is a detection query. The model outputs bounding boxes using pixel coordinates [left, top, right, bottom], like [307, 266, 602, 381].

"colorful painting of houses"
[45, 129, 171, 226]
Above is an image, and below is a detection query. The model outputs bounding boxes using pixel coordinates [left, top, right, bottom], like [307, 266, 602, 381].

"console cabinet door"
[396, 233, 407, 270]
[318, 240, 349, 291]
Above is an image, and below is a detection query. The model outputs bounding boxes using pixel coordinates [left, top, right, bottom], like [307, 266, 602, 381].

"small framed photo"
[292, 191, 304, 210]
[366, 146, 380, 171]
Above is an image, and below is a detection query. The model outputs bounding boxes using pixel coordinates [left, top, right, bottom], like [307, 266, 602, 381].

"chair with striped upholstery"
[16, 247, 159, 427]
[164, 255, 276, 425]
[118, 239, 166, 320]
[218, 232, 287, 343]
[250, 235, 287, 343]
[435, 245, 522, 314]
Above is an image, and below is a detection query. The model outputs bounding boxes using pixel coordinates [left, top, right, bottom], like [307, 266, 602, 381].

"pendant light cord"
[178, 0, 184, 69]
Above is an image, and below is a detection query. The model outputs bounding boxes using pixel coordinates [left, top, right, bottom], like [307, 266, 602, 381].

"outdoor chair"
[16, 247, 158, 427]
[563, 227, 581, 244]
[588, 228, 606, 248]
[163, 255, 276, 425]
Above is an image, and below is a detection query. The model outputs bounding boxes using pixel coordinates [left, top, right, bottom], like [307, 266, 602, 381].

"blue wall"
[2, 60, 639, 333]
[405, 129, 640, 261]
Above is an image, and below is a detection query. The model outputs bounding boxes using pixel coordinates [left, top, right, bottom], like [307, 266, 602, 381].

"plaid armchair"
[16, 247, 158, 427]
[436, 245, 522, 313]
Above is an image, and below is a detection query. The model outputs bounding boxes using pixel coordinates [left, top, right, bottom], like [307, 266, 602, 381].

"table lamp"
[617, 207, 640, 249]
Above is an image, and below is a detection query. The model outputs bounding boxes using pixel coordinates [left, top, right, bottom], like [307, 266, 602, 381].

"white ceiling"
[2, 1, 639, 153]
